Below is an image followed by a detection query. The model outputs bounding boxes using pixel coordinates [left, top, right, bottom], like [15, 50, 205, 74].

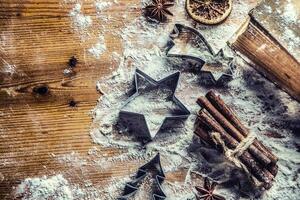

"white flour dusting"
[0, 58, 27, 91]
[13, 174, 132, 200]
[69, 3, 92, 40]
[89, 0, 300, 199]
[14, 175, 75, 200]
[88, 35, 107, 59]
[95, 1, 112, 11]
[280, 0, 300, 59]
[128, 174, 156, 200]
[69, 3, 92, 30]
[282, 0, 298, 24]
[282, 28, 300, 54]
[54, 151, 88, 167]
[0, 59, 16, 75]
[0, 172, 4, 183]
[122, 87, 180, 136]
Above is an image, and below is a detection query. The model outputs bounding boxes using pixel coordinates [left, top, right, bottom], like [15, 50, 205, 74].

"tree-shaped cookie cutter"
[118, 153, 166, 200]
[118, 68, 190, 143]
[166, 23, 234, 85]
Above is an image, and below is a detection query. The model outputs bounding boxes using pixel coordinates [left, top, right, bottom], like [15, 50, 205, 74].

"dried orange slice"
[186, 0, 233, 25]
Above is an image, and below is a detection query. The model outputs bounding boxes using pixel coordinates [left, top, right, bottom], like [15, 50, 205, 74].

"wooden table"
[1, 0, 298, 199]
[0, 1, 150, 198]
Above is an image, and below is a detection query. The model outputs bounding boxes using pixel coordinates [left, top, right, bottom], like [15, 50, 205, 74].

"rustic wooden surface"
[0, 1, 158, 199]
[231, 19, 300, 102]
[1, 0, 297, 199]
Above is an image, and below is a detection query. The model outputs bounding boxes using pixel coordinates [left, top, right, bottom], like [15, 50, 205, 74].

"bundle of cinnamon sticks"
[195, 91, 278, 189]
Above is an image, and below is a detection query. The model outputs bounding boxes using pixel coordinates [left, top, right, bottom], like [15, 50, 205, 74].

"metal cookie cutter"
[118, 68, 190, 143]
[118, 153, 166, 200]
[166, 23, 234, 85]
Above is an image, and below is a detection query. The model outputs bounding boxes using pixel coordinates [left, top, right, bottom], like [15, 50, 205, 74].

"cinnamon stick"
[198, 110, 238, 149]
[197, 111, 274, 185]
[197, 96, 271, 167]
[194, 121, 272, 189]
[195, 120, 215, 146]
[205, 91, 278, 164]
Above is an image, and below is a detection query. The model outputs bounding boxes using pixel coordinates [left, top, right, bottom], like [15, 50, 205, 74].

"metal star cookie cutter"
[118, 153, 166, 200]
[118, 68, 190, 143]
[166, 23, 234, 85]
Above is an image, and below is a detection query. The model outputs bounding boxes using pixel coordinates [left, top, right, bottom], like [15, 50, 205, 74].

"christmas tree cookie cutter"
[118, 153, 166, 200]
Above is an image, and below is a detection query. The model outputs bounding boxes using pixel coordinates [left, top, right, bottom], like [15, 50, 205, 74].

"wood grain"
[231, 19, 300, 102]
[0, 0, 148, 199]
[0, 0, 129, 18]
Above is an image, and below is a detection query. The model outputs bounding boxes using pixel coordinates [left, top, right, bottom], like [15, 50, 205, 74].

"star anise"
[144, 0, 174, 22]
[195, 177, 226, 200]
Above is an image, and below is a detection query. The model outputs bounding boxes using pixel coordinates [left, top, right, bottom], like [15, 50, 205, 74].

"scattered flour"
[128, 175, 156, 200]
[88, 35, 107, 59]
[14, 175, 74, 200]
[282, 0, 298, 24]
[69, 3, 92, 30]
[0, 59, 16, 75]
[95, 1, 112, 11]
[280, 0, 300, 58]
[0, 58, 26, 85]
[122, 87, 180, 136]
[13, 174, 131, 200]
[282, 28, 300, 54]
[0, 172, 4, 183]
[69, 3, 92, 40]
[54, 151, 88, 167]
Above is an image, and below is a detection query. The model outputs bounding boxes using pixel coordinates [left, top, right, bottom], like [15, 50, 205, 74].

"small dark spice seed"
[69, 56, 78, 68]
[69, 100, 77, 107]
[33, 85, 49, 95]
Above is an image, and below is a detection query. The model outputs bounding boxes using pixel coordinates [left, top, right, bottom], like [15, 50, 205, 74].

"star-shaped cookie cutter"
[166, 23, 234, 85]
[118, 153, 166, 200]
[118, 68, 190, 143]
